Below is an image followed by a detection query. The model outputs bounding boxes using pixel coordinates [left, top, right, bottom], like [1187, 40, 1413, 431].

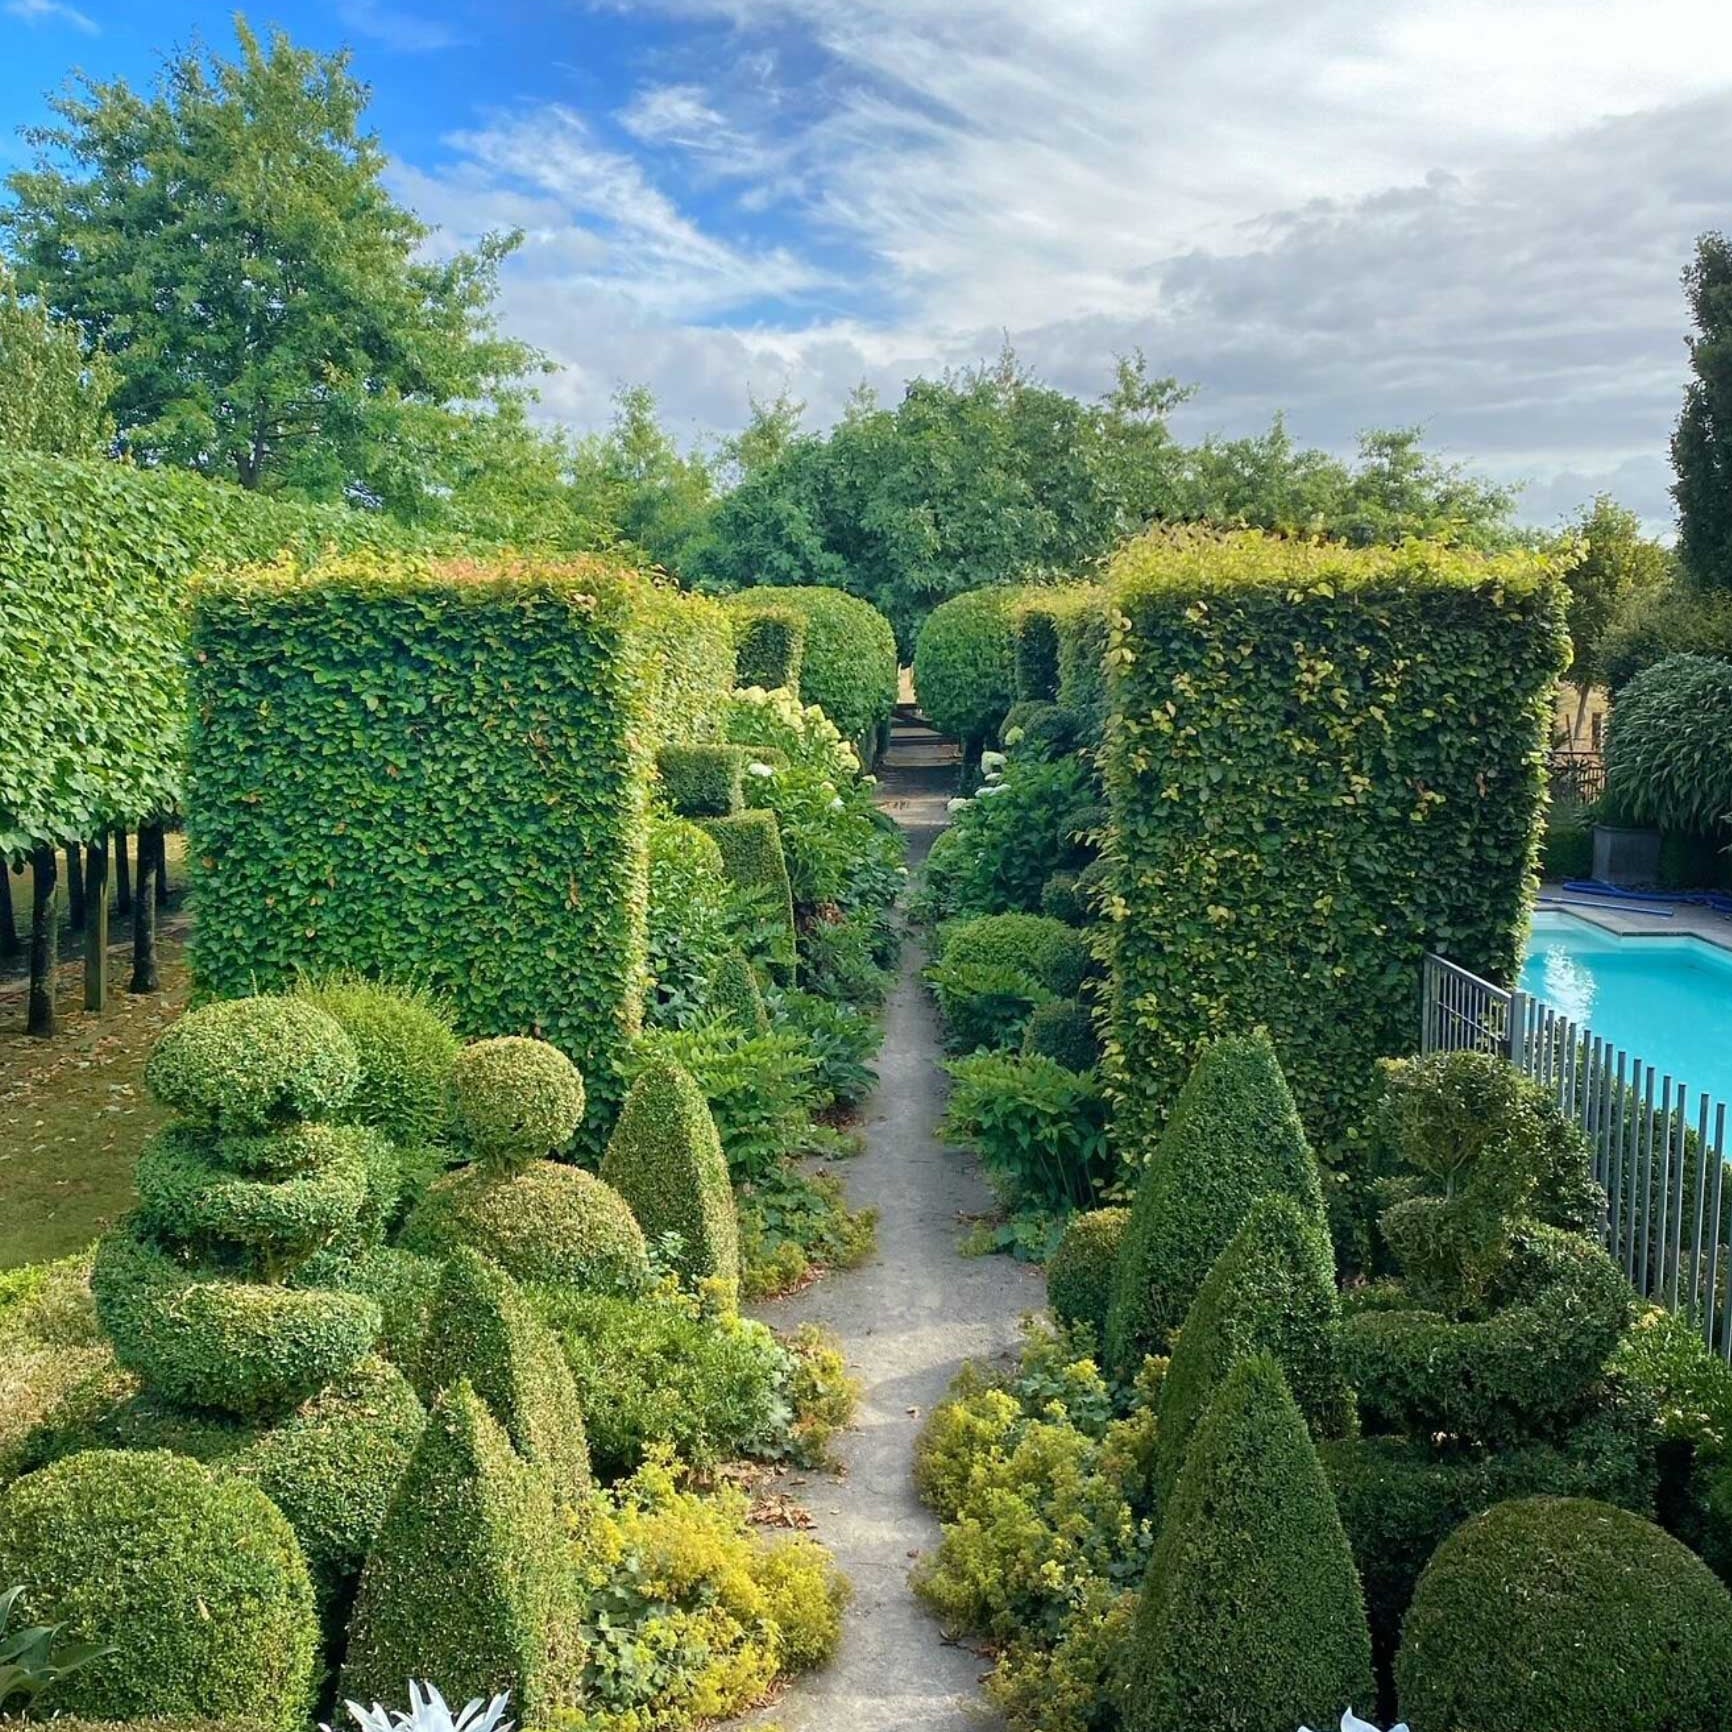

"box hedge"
[697, 809, 798, 976]
[1013, 598, 1063, 701]
[1051, 585, 1111, 741]
[732, 604, 808, 692]
[1105, 529, 1569, 1149]
[1045, 1207, 1129, 1339]
[912, 587, 1022, 749]
[657, 744, 748, 818]
[727, 587, 900, 745]
[187, 552, 718, 1140]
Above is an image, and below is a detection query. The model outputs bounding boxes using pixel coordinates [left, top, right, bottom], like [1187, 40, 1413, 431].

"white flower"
[946, 797, 973, 814]
[829, 795, 845, 811]
[978, 782, 1009, 797]
[326, 1682, 513, 1732]
[747, 761, 776, 778]
[980, 751, 1007, 774]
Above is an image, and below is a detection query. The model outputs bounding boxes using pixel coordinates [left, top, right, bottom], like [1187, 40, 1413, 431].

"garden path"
[732, 715, 1037, 1732]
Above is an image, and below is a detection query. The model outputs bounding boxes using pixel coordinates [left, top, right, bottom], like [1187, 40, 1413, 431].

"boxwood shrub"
[1106, 530, 1569, 1149]
[1013, 598, 1062, 700]
[1021, 998, 1100, 1071]
[727, 587, 900, 745]
[733, 605, 807, 691]
[912, 587, 1021, 749]
[926, 913, 1094, 1052]
[1051, 586, 1111, 741]
[657, 743, 747, 818]
[698, 809, 798, 976]
[1045, 1207, 1129, 1339]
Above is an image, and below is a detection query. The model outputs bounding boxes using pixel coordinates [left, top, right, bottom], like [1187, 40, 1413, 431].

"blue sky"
[5, 0, 1731, 529]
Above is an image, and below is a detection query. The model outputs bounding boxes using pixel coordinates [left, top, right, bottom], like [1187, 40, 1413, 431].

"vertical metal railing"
[1422, 954, 1732, 1357]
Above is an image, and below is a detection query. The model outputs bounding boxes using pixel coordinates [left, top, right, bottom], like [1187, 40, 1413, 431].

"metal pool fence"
[1421, 952, 1732, 1355]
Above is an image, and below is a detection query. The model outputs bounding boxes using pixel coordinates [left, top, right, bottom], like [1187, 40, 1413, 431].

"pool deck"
[1537, 886, 1732, 951]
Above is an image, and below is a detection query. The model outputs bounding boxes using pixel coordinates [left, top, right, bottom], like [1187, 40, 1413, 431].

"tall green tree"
[1672, 231, 1732, 591]
[1559, 495, 1670, 731]
[0, 264, 116, 456]
[3, 18, 538, 508]
[568, 386, 716, 572]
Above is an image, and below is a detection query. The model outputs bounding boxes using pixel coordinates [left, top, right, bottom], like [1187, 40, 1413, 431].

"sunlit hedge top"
[726, 586, 899, 743]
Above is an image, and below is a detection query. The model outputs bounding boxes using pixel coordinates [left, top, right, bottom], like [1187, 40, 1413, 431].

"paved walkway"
[733, 716, 1036, 1731]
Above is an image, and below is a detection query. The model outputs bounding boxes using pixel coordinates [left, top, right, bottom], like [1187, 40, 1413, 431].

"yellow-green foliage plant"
[1106, 529, 1570, 1150]
[187, 553, 728, 1141]
[1125, 1354, 1375, 1732]
[341, 1381, 583, 1721]
[601, 1058, 740, 1289]
[0, 1448, 319, 1729]
[1104, 1030, 1327, 1381]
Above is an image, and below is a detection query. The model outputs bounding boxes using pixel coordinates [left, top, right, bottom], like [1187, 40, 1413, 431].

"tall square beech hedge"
[1106, 530, 1569, 1151]
[188, 553, 677, 1142]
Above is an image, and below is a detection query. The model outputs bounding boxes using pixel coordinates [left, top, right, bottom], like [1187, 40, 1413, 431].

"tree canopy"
[0, 263, 116, 457]
[1673, 231, 1732, 592]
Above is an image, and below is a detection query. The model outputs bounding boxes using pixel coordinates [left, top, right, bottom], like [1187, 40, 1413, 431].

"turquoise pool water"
[1520, 911, 1732, 1101]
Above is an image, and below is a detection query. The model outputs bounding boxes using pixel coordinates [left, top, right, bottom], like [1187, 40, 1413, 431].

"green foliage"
[1541, 806, 1595, 878]
[1673, 232, 1732, 592]
[656, 744, 746, 819]
[2, 20, 539, 508]
[776, 987, 882, 1110]
[0, 1449, 317, 1729]
[1397, 1495, 1732, 1731]
[1602, 580, 1732, 691]
[448, 1036, 586, 1172]
[698, 810, 797, 976]
[1013, 600, 1063, 700]
[732, 606, 807, 691]
[1107, 529, 1569, 1147]
[737, 1163, 878, 1302]
[1046, 1208, 1129, 1340]
[402, 1161, 650, 1296]
[1051, 586, 1113, 741]
[602, 1058, 740, 1288]
[1021, 999, 1101, 1071]
[1105, 1030, 1327, 1381]
[708, 949, 769, 1033]
[341, 1382, 582, 1722]
[1126, 1355, 1374, 1732]
[1560, 495, 1672, 695]
[0, 263, 116, 458]
[927, 912, 1093, 1052]
[632, 581, 736, 749]
[1154, 1196, 1354, 1507]
[913, 587, 1021, 747]
[187, 553, 690, 1140]
[726, 587, 900, 743]
[410, 1248, 591, 1506]
[1604, 653, 1732, 835]
[942, 1051, 1115, 1214]
[293, 974, 459, 1148]
[643, 815, 735, 1029]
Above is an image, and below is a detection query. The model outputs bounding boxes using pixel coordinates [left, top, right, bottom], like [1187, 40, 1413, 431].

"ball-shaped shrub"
[1022, 999, 1100, 1071]
[449, 1036, 586, 1169]
[1046, 1207, 1129, 1338]
[730, 587, 899, 744]
[146, 997, 359, 1131]
[1605, 653, 1732, 835]
[294, 974, 460, 1147]
[913, 587, 1021, 747]
[0, 1449, 318, 1729]
[402, 1161, 651, 1294]
[1397, 1495, 1732, 1730]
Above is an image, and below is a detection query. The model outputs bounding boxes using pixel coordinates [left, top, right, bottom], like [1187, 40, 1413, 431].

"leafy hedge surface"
[634, 583, 735, 749]
[1604, 653, 1732, 836]
[733, 605, 807, 691]
[1106, 530, 1569, 1148]
[0, 450, 438, 854]
[912, 587, 1022, 747]
[187, 553, 717, 1140]
[727, 587, 900, 744]
[1013, 599, 1062, 700]
[1051, 586, 1111, 740]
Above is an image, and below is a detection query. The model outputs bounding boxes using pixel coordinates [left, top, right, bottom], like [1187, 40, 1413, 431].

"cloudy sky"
[4, 0, 1730, 527]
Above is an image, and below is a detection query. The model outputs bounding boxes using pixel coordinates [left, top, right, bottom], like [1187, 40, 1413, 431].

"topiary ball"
[401, 1160, 651, 1295]
[1047, 1207, 1129, 1339]
[146, 997, 359, 1131]
[1397, 1495, 1732, 1730]
[449, 1036, 586, 1169]
[0, 1448, 318, 1730]
[1022, 999, 1100, 1072]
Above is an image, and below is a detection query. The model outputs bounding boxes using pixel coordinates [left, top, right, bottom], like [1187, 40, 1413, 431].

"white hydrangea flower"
[747, 761, 776, 778]
[946, 797, 973, 814]
[978, 782, 1009, 797]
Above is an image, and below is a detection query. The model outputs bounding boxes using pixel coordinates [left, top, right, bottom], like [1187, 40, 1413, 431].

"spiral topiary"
[448, 1036, 587, 1171]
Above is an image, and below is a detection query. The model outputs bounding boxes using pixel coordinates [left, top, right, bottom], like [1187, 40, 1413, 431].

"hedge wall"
[1106, 530, 1568, 1150]
[186, 552, 687, 1140]
[726, 587, 899, 744]
[912, 587, 1022, 749]
[1051, 586, 1112, 741]
[0, 452, 438, 855]
[635, 583, 735, 748]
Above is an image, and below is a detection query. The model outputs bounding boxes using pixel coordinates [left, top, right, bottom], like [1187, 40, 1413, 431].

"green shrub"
[1396, 1496, 1732, 1731]
[402, 1161, 650, 1296]
[1013, 600, 1062, 701]
[602, 1058, 740, 1288]
[1105, 1031, 1327, 1381]
[737, 1165, 878, 1302]
[340, 1381, 581, 1721]
[410, 1247, 591, 1507]
[447, 1036, 586, 1172]
[1107, 529, 1569, 1148]
[145, 998, 358, 1132]
[633, 581, 736, 748]
[777, 987, 882, 1110]
[1021, 999, 1100, 1071]
[644, 815, 735, 1027]
[0, 1449, 317, 1729]
[727, 587, 900, 744]
[1046, 1208, 1129, 1339]
[1541, 806, 1595, 878]
[1604, 653, 1732, 836]
[699, 809, 797, 976]
[708, 949, 769, 1032]
[912, 587, 1021, 748]
[1050, 586, 1111, 741]
[1154, 1195, 1353, 1506]
[656, 743, 747, 819]
[732, 605, 808, 691]
[1126, 1354, 1374, 1732]
[1602, 581, 1732, 692]
[295, 1242, 442, 1371]
[292, 974, 460, 1148]
[187, 553, 688, 1143]
[927, 912, 1093, 1051]
[1040, 869, 1086, 925]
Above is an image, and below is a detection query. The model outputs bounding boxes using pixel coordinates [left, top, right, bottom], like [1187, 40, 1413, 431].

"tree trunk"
[1571, 684, 1593, 749]
[66, 840, 86, 932]
[114, 826, 131, 917]
[130, 820, 162, 995]
[0, 858, 17, 964]
[84, 830, 110, 1013]
[28, 844, 59, 1037]
[154, 826, 170, 907]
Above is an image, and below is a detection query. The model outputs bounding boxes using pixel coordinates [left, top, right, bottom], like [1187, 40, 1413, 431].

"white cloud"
[5, 0, 98, 34]
[337, 0, 467, 53]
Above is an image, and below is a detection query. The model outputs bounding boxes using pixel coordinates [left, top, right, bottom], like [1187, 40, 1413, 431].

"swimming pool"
[1520, 910, 1732, 1102]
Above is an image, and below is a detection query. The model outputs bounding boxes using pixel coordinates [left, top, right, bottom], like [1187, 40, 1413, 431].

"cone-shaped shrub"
[341, 1381, 581, 1721]
[411, 1247, 592, 1506]
[1126, 1354, 1374, 1732]
[602, 1058, 740, 1288]
[710, 948, 770, 1032]
[1105, 1030, 1325, 1380]
[1154, 1194, 1354, 1506]
[1046, 1207, 1129, 1339]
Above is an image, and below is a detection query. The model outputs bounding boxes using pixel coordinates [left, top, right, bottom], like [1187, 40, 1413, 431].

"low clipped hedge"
[710, 948, 770, 1032]
[926, 913, 1094, 1052]
[1105, 1030, 1327, 1381]
[698, 810, 798, 976]
[1013, 598, 1062, 700]
[1045, 1207, 1129, 1339]
[733, 605, 807, 691]
[913, 587, 1021, 748]
[1106, 529, 1569, 1148]
[0, 1449, 318, 1729]
[727, 587, 899, 744]
[1396, 1496, 1732, 1730]
[658, 743, 747, 818]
